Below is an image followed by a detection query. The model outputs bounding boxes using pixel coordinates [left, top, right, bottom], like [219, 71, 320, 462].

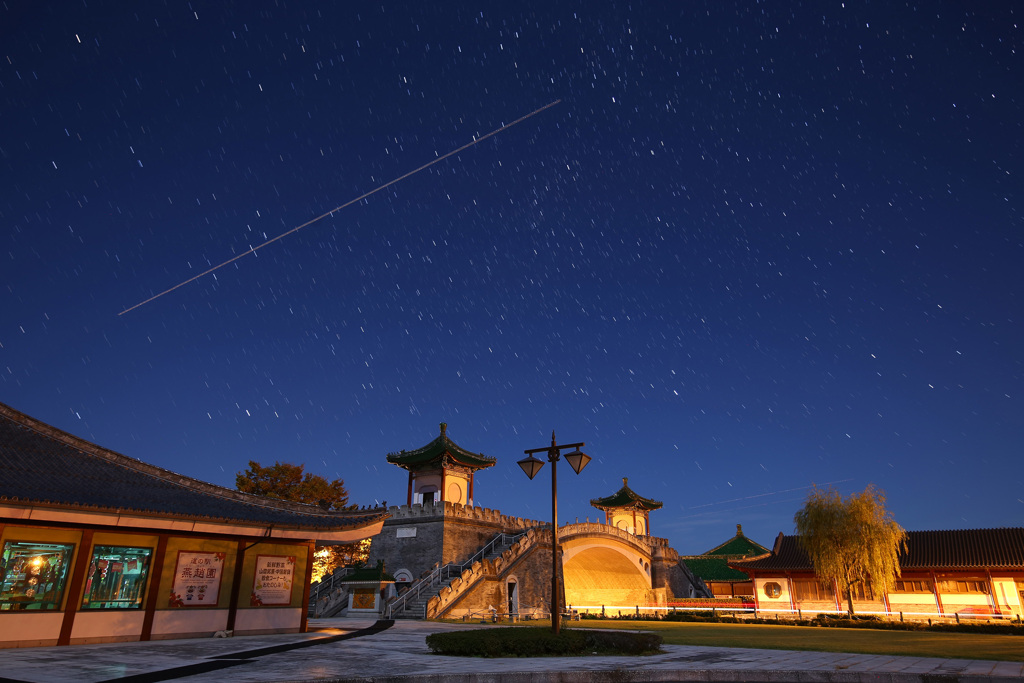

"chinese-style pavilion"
[679, 524, 770, 598]
[590, 477, 663, 536]
[386, 423, 496, 507]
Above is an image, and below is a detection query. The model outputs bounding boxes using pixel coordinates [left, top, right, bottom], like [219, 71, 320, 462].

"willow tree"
[794, 484, 906, 616]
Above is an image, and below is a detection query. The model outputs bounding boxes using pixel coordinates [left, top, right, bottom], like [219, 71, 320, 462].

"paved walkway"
[0, 618, 1021, 683]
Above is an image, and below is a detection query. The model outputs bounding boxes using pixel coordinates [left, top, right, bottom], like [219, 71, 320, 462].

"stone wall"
[366, 501, 547, 582]
[366, 511, 446, 581]
[426, 528, 557, 620]
[371, 501, 702, 620]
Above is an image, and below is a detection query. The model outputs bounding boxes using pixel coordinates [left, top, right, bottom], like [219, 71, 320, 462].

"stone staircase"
[307, 568, 353, 618]
[387, 531, 527, 619]
[425, 528, 544, 619]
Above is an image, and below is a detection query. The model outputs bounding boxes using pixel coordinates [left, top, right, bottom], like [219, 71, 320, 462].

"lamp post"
[517, 431, 591, 635]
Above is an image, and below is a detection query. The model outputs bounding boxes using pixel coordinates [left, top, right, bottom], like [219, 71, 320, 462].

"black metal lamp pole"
[517, 431, 591, 635]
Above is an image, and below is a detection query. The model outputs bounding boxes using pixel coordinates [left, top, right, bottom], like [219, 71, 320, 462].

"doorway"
[507, 580, 518, 618]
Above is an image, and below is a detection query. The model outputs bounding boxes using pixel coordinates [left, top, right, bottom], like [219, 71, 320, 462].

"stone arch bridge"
[369, 502, 702, 619]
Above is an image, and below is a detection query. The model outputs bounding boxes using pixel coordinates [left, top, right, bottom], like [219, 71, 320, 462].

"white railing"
[307, 569, 356, 618]
[462, 531, 527, 568]
[384, 531, 529, 619]
[309, 567, 354, 611]
[385, 563, 464, 618]
[566, 604, 1023, 622]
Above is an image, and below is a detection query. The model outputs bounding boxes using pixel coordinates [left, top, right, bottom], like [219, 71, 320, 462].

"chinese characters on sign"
[169, 552, 225, 607]
[251, 555, 295, 606]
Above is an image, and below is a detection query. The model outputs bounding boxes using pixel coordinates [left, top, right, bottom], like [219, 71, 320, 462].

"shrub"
[425, 627, 662, 657]
[662, 610, 740, 624]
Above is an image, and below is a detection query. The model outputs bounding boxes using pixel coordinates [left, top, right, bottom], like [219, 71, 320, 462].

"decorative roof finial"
[440, 422, 447, 437]
[623, 477, 628, 487]
[737, 523, 744, 536]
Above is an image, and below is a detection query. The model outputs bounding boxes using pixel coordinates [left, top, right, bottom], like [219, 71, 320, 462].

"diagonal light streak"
[119, 99, 562, 315]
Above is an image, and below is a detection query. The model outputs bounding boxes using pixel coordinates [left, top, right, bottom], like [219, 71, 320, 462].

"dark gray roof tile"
[0, 402, 387, 532]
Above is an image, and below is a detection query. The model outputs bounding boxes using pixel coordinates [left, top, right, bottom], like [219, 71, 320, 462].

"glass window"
[763, 581, 782, 598]
[81, 546, 153, 609]
[0, 541, 75, 611]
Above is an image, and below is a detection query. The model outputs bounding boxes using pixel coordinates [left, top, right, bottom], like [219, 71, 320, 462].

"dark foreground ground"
[0, 618, 1021, 683]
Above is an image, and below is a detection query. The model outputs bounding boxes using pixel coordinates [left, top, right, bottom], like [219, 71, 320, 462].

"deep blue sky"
[2, 2, 1021, 554]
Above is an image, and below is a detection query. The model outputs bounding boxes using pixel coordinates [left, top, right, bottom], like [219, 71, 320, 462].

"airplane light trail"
[118, 99, 562, 316]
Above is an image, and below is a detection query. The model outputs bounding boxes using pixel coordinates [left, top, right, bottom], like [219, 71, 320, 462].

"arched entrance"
[506, 577, 519, 617]
[561, 542, 653, 608]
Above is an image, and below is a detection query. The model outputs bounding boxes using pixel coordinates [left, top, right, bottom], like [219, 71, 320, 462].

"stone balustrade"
[426, 527, 542, 618]
[386, 501, 547, 531]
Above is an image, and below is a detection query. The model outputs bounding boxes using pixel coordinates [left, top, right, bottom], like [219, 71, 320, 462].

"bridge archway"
[559, 524, 656, 609]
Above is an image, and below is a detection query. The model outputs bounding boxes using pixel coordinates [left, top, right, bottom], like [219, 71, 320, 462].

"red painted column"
[57, 529, 93, 646]
[931, 571, 945, 616]
[140, 534, 169, 641]
[226, 540, 247, 632]
[300, 541, 316, 633]
[750, 572, 760, 615]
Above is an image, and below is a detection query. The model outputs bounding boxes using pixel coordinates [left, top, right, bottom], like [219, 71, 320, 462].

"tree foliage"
[236, 460, 367, 581]
[794, 484, 907, 616]
[235, 460, 350, 509]
[312, 539, 371, 584]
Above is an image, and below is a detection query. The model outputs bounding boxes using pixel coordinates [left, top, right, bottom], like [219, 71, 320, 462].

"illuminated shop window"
[0, 541, 75, 611]
[81, 546, 153, 609]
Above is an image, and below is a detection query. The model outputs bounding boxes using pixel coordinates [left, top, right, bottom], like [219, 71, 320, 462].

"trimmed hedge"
[609, 610, 1024, 636]
[809, 614, 1024, 635]
[425, 627, 663, 657]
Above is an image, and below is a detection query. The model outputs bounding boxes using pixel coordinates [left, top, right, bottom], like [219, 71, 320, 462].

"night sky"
[3, 2, 1021, 555]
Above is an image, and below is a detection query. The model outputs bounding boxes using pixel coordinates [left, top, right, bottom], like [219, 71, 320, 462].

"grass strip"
[570, 619, 1024, 662]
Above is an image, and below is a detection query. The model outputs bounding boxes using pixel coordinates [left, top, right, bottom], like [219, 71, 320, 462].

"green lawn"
[553, 620, 1024, 662]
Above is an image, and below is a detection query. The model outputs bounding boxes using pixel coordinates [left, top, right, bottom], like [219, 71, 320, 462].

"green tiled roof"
[703, 527, 770, 557]
[681, 525, 771, 583]
[682, 557, 752, 582]
[340, 561, 395, 583]
[386, 423, 496, 471]
[590, 477, 663, 511]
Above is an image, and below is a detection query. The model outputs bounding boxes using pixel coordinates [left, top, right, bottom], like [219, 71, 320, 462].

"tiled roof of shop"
[590, 477, 663, 511]
[730, 528, 1024, 572]
[0, 401, 388, 531]
[385, 422, 496, 471]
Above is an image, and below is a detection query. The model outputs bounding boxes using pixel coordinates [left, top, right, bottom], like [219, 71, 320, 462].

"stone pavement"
[0, 618, 1020, 683]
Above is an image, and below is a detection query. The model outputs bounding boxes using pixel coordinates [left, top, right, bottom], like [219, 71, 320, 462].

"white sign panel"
[169, 551, 225, 607]
[251, 555, 296, 606]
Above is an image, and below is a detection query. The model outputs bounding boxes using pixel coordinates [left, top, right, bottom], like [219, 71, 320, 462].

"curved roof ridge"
[728, 528, 1024, 572]
[590, 476, 663, 511]
[0, 401, 388, 530]
[701, 524, 771, 557]
[385, 422, 496, 471]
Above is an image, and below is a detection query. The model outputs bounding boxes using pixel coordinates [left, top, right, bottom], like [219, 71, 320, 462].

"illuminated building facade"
[0, 402, 387, 648]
